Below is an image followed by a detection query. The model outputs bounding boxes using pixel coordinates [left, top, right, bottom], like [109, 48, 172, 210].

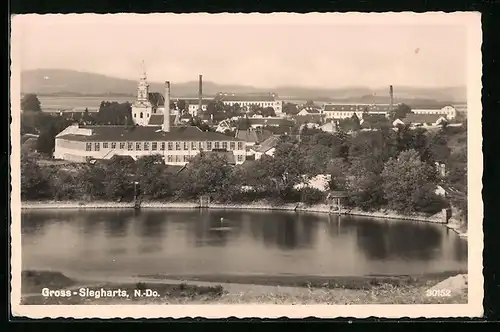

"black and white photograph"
[10, 13, 483, 318]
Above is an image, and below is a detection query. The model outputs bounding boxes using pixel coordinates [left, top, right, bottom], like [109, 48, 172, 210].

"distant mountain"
[20, 69, 467, 103]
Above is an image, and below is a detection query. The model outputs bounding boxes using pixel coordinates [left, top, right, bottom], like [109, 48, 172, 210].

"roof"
[320, 122, 337, 132]
[402, 113, 447, 125]
[247, 117, 293, 126]
[218, 94, 276, 102]
[323, 104, 394, 112]
[21, 138, 38, 151]
[253, 135, 280, 153]
[147, 114, 178, 126]
[148, 92, 165, 107]
[293, 114, 325, 125]
[186, 99, 211, 106]
[360, 114, 390, 128]
[235, 129, 273, 143]
[56, 125, 245, 142]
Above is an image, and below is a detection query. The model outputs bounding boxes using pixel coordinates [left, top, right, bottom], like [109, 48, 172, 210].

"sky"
[13, 13, 470, 89]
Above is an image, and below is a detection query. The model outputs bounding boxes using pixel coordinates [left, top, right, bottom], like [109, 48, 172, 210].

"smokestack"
[198, 74, 203, 117]
[389, 85, 394, 111]
[163, 81, 171, 132]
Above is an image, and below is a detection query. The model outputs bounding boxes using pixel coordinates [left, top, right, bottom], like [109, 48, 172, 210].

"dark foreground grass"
[20, 270, 467, 305]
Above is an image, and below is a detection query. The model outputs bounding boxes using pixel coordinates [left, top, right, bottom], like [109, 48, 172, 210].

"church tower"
[137, 62, 149, 101]
[131, 61, 153, 126]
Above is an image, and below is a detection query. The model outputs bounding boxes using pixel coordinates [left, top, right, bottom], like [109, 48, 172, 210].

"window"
[207, 142, 212, 150]
[128, 142, 133, 151]
[183, 155, 189, 162]
[111, 142, 116, 149]
[175, 142, 181, 150]
[160, 142, 165, 151]
[214, 142, 220, 149]
[222, 142, 227, 150]
[134, 113, 136, 118]
[94, 142, 100, 151]
[167, 142, 173, 150]
[175, 155, 182, 162]
[183, 142, 189, 150]
[230, 142, 235, 150]
[140, 112, 143, 118]
[147, 113, 150, 118]
[144, 142, 149, 150]
[103, 142, 108, 149]
[237, 155, 244, 162]
[136, 142, 141, 150]
[152, 142, 157, 150]
[191, 141, 197, 150]
[86, 143, 92, 151]
[120, 142, 125, 149]
[167, 155, 173, 162]
[237, 142, 243, 150]
[198, 142, 203, 150]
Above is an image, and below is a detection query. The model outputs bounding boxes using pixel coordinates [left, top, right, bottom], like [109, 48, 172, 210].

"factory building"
[54, 79, 246, 165]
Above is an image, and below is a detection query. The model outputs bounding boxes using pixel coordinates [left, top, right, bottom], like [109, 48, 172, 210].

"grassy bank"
[20, 270, 467, 305]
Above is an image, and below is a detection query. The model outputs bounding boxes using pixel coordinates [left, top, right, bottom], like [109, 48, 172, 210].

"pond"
[21, 209, 467, 279]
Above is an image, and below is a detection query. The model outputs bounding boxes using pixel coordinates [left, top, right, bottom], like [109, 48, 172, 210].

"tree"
[136, 155, 173, 199]
[21, 94, 42, 112]
[346, 157, 386, 211]
[389, 103, 412, 121]
[261, 107, 276, 117]
[381, 149, 442, 214]
[104, 156, 136, 201]
[21, 153, 51, 200]
[97, 101, 132, 125]
[283, 102, 299, 115]
[178, 152, 234, 200]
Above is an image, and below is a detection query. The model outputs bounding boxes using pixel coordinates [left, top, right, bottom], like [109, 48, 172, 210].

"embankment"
[20, 200, 459, 229]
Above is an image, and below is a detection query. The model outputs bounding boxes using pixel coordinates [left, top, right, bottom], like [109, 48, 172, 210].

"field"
[39, 96, 134, 111]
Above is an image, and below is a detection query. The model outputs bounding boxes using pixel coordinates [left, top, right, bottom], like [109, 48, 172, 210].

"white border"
[10, 12, 483, 319]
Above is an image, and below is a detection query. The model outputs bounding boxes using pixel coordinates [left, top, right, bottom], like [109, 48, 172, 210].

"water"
[21, 209, 467, 278]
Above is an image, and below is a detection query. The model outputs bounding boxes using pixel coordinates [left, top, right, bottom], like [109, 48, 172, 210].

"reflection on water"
[21, 209, 468, 277]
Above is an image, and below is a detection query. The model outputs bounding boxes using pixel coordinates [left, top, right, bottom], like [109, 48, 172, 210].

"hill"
[20, 69, 467, 103]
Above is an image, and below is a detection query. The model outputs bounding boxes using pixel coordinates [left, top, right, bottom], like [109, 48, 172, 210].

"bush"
[300, 187, 325, 206]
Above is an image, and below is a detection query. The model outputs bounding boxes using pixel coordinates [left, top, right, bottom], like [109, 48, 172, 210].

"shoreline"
[20, 200, 467, 239]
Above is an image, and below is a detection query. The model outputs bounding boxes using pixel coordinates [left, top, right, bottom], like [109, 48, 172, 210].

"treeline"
[21, 125, 467, 217]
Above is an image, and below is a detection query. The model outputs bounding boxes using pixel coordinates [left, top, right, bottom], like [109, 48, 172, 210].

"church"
[53, 72, 246, 165]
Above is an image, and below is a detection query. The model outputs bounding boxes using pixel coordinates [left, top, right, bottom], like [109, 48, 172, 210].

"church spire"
[140, 60, 147, 81]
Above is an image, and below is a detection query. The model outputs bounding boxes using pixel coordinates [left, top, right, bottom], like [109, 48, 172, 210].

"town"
[20, 68, 468, 232]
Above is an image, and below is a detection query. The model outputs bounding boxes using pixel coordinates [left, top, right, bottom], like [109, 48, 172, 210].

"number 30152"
[426, 289, 451, 297]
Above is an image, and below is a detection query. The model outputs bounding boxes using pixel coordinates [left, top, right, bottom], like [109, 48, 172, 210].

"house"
[322, 104, 390, 119]
[410, 105, 457, 120]
[217, 93, 284, 115]
[393, 113, 448, 128]
[294, 174, 331, 192]
[320, 121, 338, 133]
[252, 135, 281, 160]
[21, 137, 38, 153]
[297, 108, 322, 116]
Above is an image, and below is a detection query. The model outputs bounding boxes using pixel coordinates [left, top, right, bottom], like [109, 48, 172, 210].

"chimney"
[163, 81, 171, 132]
[389, 85, 394, 112]
[198, 74, 203, 117]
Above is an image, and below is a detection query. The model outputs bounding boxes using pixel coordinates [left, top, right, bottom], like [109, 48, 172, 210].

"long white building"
[322, 103, 458, 120]
[217, 93, 284, 115]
